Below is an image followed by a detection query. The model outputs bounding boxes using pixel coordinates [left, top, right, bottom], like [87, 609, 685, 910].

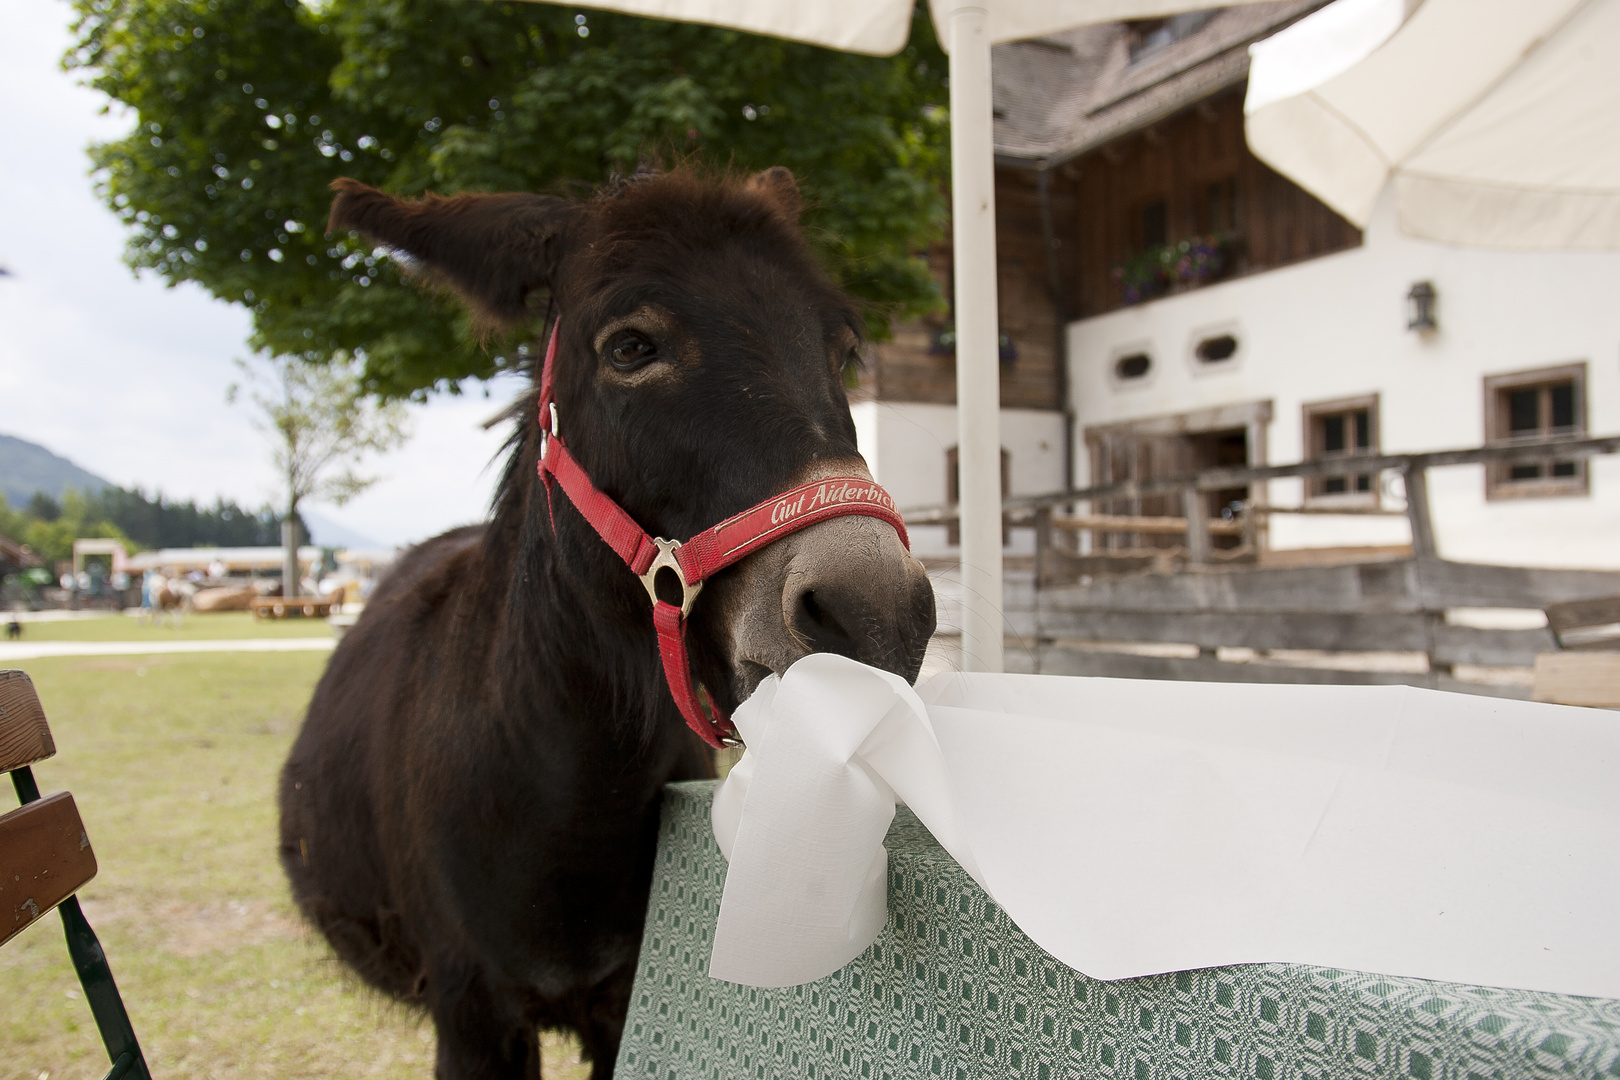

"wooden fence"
[911, 435, 1620, 697]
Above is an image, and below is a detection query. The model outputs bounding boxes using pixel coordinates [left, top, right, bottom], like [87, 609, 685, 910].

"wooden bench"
[249, 596, 336, 620]
[1535, 596, 1620, 707]
[2, 669, 152, 1080]
[616, 781, 1620, 1079]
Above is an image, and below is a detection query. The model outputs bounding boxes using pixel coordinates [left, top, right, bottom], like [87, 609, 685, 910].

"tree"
[0, 492, 129, 567]
[0, 488, 285, 566]
[25, 493, 63, 523]
[81, 487, 286, 549]
[228, 354, 407, 596]
[68, 0, 950, 400]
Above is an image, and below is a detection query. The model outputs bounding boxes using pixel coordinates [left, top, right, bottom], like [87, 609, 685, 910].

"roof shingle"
[992, 1, 1327, 165]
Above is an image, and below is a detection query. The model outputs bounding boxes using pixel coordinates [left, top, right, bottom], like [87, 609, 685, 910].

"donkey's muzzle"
[710, 509, 935, 705]
[782, 524, 937, 683]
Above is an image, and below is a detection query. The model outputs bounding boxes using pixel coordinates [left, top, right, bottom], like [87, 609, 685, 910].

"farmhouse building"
[857, 0, 1620, 569]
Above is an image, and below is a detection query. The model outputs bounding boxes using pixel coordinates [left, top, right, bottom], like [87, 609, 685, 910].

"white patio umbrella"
[530, 0, 1276, 672]
[1246, 0, 1620, 250]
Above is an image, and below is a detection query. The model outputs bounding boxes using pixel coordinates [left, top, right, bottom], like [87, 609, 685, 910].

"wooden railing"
[910, 435, 1620, 695]
[905, 434, 1620, 574]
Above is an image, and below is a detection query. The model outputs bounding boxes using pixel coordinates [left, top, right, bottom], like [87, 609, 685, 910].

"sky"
[0, 0, 526, 547]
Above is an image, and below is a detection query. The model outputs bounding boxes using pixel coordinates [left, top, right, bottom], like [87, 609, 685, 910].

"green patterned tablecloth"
[616, 781, 1620, 1079]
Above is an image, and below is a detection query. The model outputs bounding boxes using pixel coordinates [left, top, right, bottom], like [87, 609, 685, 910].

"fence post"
[1182, 487, 1211, 564]
[1034, 506, 1053, 588]
[1402, 463, 1447, 683]
[1404, 465, 1437, 559]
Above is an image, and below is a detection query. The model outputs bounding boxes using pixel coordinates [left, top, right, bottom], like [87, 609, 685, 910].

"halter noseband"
[534, 322, 910, 748]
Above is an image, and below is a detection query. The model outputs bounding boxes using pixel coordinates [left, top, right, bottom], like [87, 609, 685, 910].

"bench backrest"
[2, 669, 151, 1080]
[1, 667, 56, 773]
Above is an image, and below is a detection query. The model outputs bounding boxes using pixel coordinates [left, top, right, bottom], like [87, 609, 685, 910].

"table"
[616, 781, 1620, 1079]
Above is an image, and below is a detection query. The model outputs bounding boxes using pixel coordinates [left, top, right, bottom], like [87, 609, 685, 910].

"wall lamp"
[1406, 281, 1438, 332]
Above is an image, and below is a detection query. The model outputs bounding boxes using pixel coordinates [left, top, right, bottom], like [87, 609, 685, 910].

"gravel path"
[0, 638, 336, 660]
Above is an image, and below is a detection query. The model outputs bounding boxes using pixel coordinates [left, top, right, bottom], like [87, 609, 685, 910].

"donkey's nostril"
[790, 586, 860, 658]
[763, 526, 937, 685]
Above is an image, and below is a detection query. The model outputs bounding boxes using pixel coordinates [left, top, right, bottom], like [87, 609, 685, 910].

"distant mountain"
[1, 431, 381, 549]
[300, 510, 381, 550]
[0, 433, 109, 507]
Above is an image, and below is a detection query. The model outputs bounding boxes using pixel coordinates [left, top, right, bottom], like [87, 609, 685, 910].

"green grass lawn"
[1, 653, 587, 1080]
[10, 612, 334, 643]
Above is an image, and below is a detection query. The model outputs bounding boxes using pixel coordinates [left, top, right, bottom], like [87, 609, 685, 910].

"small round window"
[1114, 353, 1151, 380]
[1195, 334, 1238, 363]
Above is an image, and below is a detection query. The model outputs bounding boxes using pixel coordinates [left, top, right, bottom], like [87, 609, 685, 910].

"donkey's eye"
[606, 331, 659, 371]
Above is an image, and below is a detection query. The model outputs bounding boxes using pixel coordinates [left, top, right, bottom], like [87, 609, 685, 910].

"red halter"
[534, 323, 910, 748]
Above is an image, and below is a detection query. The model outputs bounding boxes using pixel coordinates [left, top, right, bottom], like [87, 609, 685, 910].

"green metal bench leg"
[11, 768, 152, 1080]
[60, 897, 152, 1080]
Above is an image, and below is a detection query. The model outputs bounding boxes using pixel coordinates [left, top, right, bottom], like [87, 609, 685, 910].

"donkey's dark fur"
[279, 169, 936, 1079]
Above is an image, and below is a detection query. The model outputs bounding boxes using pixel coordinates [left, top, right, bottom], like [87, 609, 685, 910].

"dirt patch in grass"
[78, 897, 303, 959]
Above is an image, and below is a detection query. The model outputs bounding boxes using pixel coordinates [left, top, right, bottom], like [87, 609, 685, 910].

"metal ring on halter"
[640, 538, 703, 616]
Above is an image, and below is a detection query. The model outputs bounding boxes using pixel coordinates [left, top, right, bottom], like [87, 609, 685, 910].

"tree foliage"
[0, 488, 283, 565]
[82, 486, 287, 548]
[68, 0, 951, 399]
[0, 492, 129, 568]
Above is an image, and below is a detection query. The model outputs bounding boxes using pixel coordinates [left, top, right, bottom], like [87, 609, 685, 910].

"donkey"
[142, 572, 187, 628]
[278, 168, 937, 1079]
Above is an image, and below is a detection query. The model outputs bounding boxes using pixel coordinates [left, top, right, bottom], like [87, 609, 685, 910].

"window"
[1140, 200, 1167, 249]
[1195, 335, 1238, 364]
[1303, 395, 1379, 503]
[1483, 363, 1587, 499]
[1204, 177, 1237, 234]
[1125, 12, 1218, 62]
[1115, 353, 1151, 381]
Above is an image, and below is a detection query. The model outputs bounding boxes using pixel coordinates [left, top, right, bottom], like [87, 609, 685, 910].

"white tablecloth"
[710, 655, 1620, 997]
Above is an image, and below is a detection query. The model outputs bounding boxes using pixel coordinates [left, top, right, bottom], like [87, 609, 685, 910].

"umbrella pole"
[947, 4, 1004, 672]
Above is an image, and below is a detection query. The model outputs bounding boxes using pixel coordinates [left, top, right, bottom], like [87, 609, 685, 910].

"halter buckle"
[640, 537, 703, 617]
[538, 402, 559, 460]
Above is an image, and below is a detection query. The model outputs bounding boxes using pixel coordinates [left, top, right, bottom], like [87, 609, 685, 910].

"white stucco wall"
[1066, 189, 1620, 569]
[850, 400, 1066, 558]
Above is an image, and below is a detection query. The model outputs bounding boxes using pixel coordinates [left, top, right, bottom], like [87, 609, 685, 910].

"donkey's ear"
[745, 166, 801, 223]
[328, 178, 580, 329]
